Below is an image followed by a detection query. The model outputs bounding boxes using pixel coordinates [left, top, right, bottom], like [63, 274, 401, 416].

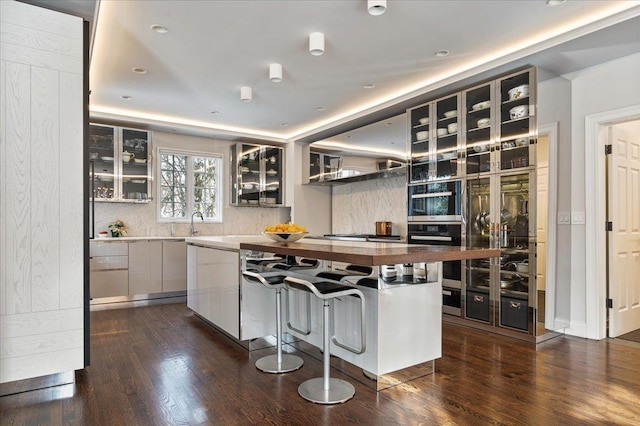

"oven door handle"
[411, 191, 453, 199]
[410, 235, 453, 242]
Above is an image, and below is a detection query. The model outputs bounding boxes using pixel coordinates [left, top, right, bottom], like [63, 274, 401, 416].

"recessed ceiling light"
[280, 123, 289, 127]
[385, 122, 393, 126]
[150, 24, 169, 34]
[132, 67, 147, 74]
[346, 135, 352, 139]
[209, 110, 219, 115]
[546, 0, 566, 6]
[121, 95, 132, 100]
[363, 83, 376, 89]
[434, 50, 450, 57]
[316, 107, 325, 111]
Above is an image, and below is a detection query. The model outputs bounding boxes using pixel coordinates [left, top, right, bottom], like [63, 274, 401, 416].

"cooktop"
[324, 234, 403, 242]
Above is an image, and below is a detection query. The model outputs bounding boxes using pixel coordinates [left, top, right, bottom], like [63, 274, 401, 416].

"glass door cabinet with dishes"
[231, 143, 285, 206]
[89, 124, 152, 203]
[408, 94, 462, 183]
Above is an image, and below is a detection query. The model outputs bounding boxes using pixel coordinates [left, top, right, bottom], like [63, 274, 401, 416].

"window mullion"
[186, 156, 194, 217]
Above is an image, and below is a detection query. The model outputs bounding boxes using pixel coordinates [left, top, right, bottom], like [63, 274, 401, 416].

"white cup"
[416, 131, 428, 140]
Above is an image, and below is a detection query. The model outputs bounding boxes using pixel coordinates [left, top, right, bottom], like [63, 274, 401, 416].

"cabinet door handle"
[509, 301, 521, 309]
[474, 295, 484, 302]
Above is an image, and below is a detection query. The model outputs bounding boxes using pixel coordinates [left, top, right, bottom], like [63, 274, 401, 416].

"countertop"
[92, 236, 186, 242]
[186, 235, 499, 265]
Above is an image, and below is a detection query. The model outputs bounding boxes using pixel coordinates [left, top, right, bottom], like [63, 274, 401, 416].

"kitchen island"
[186, 235, 498, 390]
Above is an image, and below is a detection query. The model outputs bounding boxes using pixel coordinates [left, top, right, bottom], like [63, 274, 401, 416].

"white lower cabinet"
[90, 242, 129, 298]
[129, 241, 163, 295]
[91, 240, 187, 300]
[162, 241, 187, 292]
[187, 245, 240, 339]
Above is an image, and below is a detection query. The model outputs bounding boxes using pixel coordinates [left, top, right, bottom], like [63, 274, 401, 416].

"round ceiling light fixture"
[434, 50, 450, 57]
[363, 83, 376, 89]
[209, 110, 219, 115]
[269, 63, 283, 82]
[132, 67, 147, 74]
[121, 95, 132, 100]
[309, 32, 325, 56]
[368, 0, 386, 16]
[240, 86, 252, 102]
[150, 24, 168, 34]
[316, 106, 325, 111]
[546, 0, 566, 5]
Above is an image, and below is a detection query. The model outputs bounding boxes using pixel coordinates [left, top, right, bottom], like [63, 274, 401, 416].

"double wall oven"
[407, 179, 464, 316]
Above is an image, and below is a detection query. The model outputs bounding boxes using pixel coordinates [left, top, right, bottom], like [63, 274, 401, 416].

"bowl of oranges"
[263, 223, 308, 243]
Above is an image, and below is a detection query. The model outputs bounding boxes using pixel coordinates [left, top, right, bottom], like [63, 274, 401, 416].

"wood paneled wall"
[0, 0, 84, 384]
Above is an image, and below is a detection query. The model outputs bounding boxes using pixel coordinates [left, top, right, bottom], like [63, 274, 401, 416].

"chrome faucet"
[190, 211, 204, 236]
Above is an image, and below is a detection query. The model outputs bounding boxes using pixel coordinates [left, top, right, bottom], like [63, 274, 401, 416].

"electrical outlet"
[558, 212, 571, 224]
[572, 212, 586, 225]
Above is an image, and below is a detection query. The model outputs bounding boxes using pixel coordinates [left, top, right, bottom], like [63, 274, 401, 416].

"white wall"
[288, 141, 332, 236]
[565, 52, 640, 337]
[538, 76, 572, 327]
[1, 1, 85, 383]
[94, 130, 290, 236]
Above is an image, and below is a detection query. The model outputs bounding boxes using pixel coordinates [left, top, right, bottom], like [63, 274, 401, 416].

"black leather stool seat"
[272, 258, 319, 271]
[286, 280, 355, 296]
[355, 277, 379, 289]
[246, 274, 288, 285]
[316, 264, 372, 281]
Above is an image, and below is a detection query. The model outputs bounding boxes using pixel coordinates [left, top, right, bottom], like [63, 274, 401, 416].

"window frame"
[156, 147, 223, 223]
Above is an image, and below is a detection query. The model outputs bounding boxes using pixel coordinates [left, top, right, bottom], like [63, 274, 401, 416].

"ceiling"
[21, 1, 640, 144]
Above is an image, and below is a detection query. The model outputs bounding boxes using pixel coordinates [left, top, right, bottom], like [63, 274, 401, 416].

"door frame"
[538, 122, 558, 331]
[585, 104, 640, 340]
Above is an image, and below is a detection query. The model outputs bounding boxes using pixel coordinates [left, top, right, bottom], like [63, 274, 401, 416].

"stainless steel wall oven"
[408, 180, 462, 222]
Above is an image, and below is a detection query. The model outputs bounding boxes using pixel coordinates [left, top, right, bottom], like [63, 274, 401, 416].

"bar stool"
[316, 264, 372, 282]
[242, 271, 304, 374]
[284, 276, 366, 405]
[272, 256, 319, 271]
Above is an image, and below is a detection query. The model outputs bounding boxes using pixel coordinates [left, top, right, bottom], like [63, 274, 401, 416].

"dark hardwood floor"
[2, 302, 640, 425]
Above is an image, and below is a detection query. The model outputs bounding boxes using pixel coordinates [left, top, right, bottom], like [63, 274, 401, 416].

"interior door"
[608, 125, 640, 337]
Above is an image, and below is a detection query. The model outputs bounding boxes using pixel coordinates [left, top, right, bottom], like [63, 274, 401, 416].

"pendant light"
[240, 86, 252, 102]
[367, 0, 386, 16]
[309, 32, 324, 56]
[269, 63, 283, 82]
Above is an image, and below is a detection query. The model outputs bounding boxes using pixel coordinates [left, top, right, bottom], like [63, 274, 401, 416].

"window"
[158, 149, 223, 222]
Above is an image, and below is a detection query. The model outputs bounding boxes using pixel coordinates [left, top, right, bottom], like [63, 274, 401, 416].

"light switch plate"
[572, 212, 586, 225]
[558, 212, 571, 224]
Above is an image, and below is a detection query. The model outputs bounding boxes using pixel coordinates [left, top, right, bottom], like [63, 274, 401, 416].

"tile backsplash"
[331, 175, 407, 237]
[94, 200, 290, 237]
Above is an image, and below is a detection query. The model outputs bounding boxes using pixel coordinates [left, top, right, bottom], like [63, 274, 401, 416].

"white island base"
[242, 264, 443, 391]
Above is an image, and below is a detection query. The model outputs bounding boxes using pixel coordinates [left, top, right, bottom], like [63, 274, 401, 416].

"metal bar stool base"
[297, 377, 355, 404]
[255, 354, 304, 374]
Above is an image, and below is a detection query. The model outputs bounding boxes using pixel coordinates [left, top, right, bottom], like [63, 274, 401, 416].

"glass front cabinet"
[308, 151, 342, 183]
[408, 67, 540, 337]
[408, 94, 462, 183]
[89, 124, 152, 203]
[231, 143, 285, 206]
